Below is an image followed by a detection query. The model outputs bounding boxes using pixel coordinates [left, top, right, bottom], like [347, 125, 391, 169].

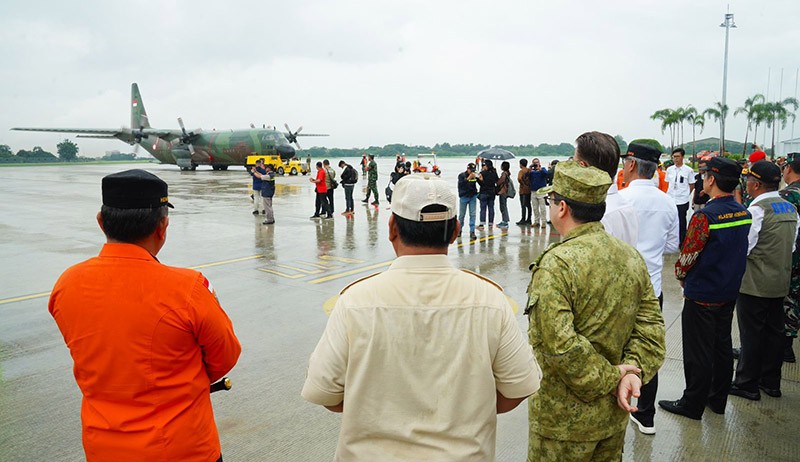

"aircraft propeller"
[284, 123, 303, 149]
[177, 117, 196, 154]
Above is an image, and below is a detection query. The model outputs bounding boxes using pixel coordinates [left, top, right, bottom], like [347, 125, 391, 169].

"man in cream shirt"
[302, 174, 541, 461]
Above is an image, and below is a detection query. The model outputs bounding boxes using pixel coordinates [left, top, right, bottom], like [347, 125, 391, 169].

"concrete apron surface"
[0, 161, 797, 461]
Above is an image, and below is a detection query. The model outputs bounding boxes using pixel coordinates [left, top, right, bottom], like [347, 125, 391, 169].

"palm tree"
[685, 106, 704, 165]
[734, 94, 766, 157]
[651, 108, 678, 151]
[674, 106, 689, 148]
[703, 102, 728, 153]
[751, 102, 769, 150]
[764, 97, 799, 159]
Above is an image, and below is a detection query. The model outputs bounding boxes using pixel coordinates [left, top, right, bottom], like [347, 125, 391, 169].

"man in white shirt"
[572, 131, 638, 246]
[619, 142, 680, 435]
[302, 174, 542, 462]
[666, 148, 696, 248]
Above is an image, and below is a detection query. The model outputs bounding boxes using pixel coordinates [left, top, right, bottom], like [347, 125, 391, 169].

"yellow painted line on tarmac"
[277, 264, 324, 275]
[308, 261, 393, 284]
[257, 268, 306, 279]
[295, 260, 341, 270]
[319, 255, 365, 264]
[0, 291, 51, 305]
[456, 231, 508, 247]
[189, 255, 263, 269]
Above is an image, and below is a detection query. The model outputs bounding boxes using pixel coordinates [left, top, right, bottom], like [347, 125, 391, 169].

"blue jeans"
[479, 195, 496, 224]
[498, 195, 509, 224]
[343, 184, 355, 211]
[459, 195, 477, 232]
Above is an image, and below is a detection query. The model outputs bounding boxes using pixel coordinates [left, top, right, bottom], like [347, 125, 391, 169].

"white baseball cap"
[391, 174, 457, 222]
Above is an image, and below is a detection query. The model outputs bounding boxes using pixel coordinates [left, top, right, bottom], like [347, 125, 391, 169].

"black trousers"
[681, 299, 735, 413]
[315, 192, 331, 217]
[326, 189, 335, 212]
[734, 293, 786, 391]
[635, 293, 663, 420]
[519, 193, 531, 221]
[677, 202, 690, 248]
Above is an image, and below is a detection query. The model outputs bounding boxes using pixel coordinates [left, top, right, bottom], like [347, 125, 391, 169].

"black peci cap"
[700, 157, 741, 179]
[748, 160, 782, 186]
[102, 169, 174, 209]
[622, 143, 661, 164]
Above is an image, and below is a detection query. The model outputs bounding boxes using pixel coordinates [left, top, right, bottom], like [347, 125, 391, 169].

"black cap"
[700, 157, 741, 179]
[623, 143, 661, 164]
[748, 160, 782, 185]
[102, 169, 174, 209]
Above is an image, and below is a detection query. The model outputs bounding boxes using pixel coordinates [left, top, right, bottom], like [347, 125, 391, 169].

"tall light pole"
[720, 8, 736, 155]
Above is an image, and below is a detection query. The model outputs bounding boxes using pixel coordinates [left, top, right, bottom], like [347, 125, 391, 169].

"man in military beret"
[303, 174, 541, 462]
[659, 157, 751, 420]
[526, 161, 665, 461]
[48, 169, 241, 462]
[618, 142, 679, 435]
[730, 160, 799, 400]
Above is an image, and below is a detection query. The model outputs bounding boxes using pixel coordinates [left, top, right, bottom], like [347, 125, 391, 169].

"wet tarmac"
[1, 159, 798, 461]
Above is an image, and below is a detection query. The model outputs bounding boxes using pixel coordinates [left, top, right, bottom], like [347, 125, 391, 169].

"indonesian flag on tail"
[132, 99, 138, 107]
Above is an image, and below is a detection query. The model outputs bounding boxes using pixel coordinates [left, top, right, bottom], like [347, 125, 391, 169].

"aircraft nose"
[277, 145, 295, 157]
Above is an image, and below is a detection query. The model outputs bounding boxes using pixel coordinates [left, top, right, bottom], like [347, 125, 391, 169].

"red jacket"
[49, 243, 241, 462]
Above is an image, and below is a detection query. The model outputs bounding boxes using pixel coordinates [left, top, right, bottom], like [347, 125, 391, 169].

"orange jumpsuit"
[49, 243, 241, 462]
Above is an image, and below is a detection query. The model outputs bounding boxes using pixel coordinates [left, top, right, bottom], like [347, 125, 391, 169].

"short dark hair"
[672, 148, 685, 156]
[551, 193, 605, 223]
[368, 155, 375, 160]
[315, 161, 323, 168]
[338, 160, 346, 167]
[323, 159, 330, 165]
[575, 131, 620, 180]
[519, 158, 528, 167]
[100, 205, 167, 242]
[501, 161, 510, 171]
[393, 204, 457, 248]
[708, 173, 738, 193]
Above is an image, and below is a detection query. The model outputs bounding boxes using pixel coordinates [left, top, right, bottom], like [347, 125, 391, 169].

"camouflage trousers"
[528, 430, 625, 462]
[785, 259, 800, 337]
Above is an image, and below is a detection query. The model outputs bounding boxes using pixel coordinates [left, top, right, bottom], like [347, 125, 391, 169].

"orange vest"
[49, 243, 241, 462]
[616, 169, 628, 190]
[657, 168, 669, 193]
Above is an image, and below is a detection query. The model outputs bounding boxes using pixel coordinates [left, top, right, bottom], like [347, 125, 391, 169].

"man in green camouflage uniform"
[526, 161, 666, 461]
[780, 158, 800, 362]
[362, 154, 380, 206]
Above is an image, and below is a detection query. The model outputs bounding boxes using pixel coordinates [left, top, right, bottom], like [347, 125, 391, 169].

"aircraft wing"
[11, 127, 180, 143]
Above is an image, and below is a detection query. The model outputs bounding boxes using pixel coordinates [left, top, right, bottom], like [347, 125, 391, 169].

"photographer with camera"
[458, 162, 480, 240]
[529, 158, 549, 228]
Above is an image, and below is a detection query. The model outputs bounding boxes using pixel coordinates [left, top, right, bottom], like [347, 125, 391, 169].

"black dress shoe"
[706, 401, 725, 415]
[758, 385, 782, 398]
[659, 399, 702, 420]
[729, 384, 760, 401]
[785, 345, 796, 363]
[732, 347, 740, 360]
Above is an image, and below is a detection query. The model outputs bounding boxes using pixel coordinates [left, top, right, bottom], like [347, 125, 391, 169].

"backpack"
[506, 175, 516, 199]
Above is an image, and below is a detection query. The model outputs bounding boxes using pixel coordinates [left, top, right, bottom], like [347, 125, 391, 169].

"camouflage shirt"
[526, 221, 665, 443]
[368, 160, 378, 184]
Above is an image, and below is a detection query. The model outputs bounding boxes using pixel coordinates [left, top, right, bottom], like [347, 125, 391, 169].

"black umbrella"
[476, 147, 515, 160]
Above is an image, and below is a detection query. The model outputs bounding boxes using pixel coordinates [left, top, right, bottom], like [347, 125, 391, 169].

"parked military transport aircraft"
[12, 83, 326, 170]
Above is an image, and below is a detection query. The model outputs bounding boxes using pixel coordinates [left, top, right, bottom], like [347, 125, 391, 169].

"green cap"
[536, 160, 611, 204]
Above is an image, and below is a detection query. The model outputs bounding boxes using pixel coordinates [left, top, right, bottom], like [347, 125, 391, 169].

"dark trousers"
[343, 184, 355, 211]
[479, 195, 496, 224]
[519, 193, 532, 221]
[681, 299, 735, 414]
[677, 202, 690, 248]
[326, 189, 335, 212]
[315, 192, 331, 217]
[734, 293, 786, 391]
[635, 293, 663, 421]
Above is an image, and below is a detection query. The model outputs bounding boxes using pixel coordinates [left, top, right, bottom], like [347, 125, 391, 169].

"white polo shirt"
[602, 183, 639, 246]
[665, 164, 696, 205]
[619, 179, 680, 296]
[302, 255, 541, 462]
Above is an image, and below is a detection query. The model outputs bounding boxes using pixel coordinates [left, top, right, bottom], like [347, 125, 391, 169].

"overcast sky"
[1, 0, 799, 156]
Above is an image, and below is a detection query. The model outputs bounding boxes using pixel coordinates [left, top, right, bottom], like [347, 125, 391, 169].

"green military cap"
[537, 160, 611, 204]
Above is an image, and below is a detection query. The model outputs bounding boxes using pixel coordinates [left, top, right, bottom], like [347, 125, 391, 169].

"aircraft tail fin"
[131, 83, 150, 129]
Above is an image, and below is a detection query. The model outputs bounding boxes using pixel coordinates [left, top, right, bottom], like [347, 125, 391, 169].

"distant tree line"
[302, 139, 630, 160]
[0, 139, 138, 164]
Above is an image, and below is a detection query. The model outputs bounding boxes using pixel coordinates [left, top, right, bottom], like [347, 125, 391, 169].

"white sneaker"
[629, 413, 656, 435]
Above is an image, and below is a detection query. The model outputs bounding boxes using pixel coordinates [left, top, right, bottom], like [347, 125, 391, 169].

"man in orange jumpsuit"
[48, 169, 242, 462]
